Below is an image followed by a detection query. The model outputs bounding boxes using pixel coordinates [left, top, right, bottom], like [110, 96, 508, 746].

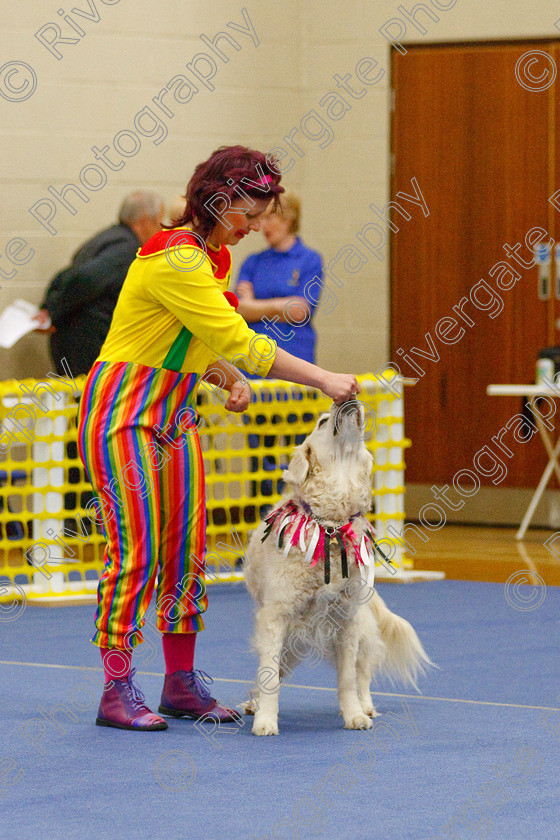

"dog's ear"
[360, 449, 375, 491]
[363, 449, 374, 472]
[283, 442, 311, 486]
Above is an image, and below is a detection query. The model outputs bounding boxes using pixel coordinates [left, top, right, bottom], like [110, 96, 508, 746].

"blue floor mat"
[1, 580, 559, 840]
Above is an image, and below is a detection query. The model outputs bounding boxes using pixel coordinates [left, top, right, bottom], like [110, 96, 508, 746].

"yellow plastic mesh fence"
[0, 373, 410, 603]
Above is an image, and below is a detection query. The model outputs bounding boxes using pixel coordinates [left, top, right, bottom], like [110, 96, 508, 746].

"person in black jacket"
[35, 190, 165, 376]
[30, 191, 165, 533]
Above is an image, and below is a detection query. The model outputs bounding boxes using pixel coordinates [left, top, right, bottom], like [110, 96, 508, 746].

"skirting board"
[405, 484, 560, 529]
[375, 569, 445, 582]
[21, 568, 445, 607]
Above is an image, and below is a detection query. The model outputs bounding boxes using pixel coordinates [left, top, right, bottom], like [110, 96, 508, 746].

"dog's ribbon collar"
[261, 500, 389, 588]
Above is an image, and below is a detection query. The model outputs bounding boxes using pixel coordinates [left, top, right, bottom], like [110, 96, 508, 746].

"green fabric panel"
[162, 325, 193, 372]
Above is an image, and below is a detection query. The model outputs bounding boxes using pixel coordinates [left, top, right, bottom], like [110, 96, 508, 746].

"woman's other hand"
[225, 379, 252, 412]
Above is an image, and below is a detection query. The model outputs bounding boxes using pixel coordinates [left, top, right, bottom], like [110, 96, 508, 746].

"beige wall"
[1, 0, 559, 380]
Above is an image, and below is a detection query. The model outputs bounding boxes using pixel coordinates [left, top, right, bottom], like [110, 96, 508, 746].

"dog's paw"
[252, 715, 279, 736]
[360, 700, 381, 718]
[240, 698, 258, 715]
[344, 712, 373, 730]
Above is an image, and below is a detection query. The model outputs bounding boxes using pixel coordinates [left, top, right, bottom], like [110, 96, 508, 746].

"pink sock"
[101, 647, 132, 683]
[162, 632, 197, 675]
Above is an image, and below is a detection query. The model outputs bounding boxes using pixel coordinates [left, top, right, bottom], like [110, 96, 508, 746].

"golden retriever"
[242, 400, 433, 735]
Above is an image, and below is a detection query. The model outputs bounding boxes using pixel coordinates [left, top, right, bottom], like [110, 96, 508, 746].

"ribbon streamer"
[305, 523, 321, 565]
[360, 535, 375, 590]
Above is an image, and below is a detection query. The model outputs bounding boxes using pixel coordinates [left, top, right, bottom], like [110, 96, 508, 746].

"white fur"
[243, 402, 434, 735]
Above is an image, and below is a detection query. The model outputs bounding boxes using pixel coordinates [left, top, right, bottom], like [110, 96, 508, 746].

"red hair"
[168, 145, 284, 239]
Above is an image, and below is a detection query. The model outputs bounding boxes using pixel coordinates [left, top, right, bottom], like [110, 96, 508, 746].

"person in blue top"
[235, 190, 323, 510]
[235, 189, 322, 365]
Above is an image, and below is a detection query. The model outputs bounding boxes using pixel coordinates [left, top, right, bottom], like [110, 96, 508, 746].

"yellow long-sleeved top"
[97, 229, 277, 377]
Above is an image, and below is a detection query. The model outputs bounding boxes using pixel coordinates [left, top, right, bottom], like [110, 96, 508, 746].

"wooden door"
[391, 41, 558, 488]
[553, 44, 560, 368]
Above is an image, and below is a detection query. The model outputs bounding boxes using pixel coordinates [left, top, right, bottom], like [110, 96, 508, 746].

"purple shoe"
[159, 669, 241, 722]
[96, 668, 168, 731]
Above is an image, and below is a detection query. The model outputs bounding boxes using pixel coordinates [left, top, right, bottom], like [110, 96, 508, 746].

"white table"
[487, 383, 560, 539]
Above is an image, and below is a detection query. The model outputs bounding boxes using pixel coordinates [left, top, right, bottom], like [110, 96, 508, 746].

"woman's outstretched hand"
[320, 373, 361, 405]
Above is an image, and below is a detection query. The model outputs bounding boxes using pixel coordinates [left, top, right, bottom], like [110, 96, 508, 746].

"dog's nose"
[346, 400, 360, 420]
[333, 399, 364, 436]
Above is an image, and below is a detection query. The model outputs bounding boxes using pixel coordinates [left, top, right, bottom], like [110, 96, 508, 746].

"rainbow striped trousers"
[77, 361, 207, 650]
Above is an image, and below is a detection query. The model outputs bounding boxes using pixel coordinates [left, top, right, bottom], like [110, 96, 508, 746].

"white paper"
[0, 299, 51, 349]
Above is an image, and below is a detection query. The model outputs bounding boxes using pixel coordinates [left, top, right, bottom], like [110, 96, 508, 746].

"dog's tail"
[370, 592, 435, 691]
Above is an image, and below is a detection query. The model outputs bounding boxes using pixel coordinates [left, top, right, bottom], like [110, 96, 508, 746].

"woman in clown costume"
[78, 145, 360, 731]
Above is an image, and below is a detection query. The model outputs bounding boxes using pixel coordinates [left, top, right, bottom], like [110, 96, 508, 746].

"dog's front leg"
[335, 627, 373, 730]
[252, 608, 289, 736]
